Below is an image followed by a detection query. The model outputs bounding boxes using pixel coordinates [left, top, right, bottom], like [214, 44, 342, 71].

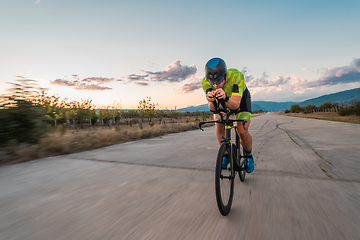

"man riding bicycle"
[202, 57, 254, 173]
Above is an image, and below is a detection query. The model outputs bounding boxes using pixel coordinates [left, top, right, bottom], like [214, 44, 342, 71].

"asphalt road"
[1, 113, 359, 240]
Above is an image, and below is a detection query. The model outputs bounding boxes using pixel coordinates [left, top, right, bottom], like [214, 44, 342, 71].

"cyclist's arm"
[215, 88, 241, 111]
[225, 74, 244, 110]
[226, 95, 241, 110]
[206, 90, 216, 111]
[208, 102, 216, 112]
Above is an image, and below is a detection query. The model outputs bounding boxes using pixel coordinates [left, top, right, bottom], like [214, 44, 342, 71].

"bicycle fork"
[221, 125, 236, 179]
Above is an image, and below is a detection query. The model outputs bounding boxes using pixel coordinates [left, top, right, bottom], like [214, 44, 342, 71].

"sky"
[1, 0, 360, 109]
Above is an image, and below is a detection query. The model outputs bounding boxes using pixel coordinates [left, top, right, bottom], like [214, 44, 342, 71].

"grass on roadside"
[278, 111, 360, 124]
[0, 113, 264, 166]
[0, 120, 209, 165]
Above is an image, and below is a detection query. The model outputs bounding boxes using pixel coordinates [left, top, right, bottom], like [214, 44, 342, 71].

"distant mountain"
[177, 104, 208, 112]
[251, 101, 297, 111]
[252, 103, 263, 111]
[177, 87, 360, 112]
[298, 88, 360, 107]
[177, 101, 296, 112]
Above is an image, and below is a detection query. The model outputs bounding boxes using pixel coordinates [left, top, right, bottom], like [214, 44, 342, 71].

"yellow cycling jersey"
[202, 68, 247, 97]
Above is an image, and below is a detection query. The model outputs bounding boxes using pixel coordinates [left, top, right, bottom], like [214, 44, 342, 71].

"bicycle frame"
[199, 98, 248, 215]
[199, 99, 247, 178]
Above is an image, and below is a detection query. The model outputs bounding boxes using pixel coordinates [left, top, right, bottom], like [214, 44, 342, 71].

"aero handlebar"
[199, 96, 247, 131]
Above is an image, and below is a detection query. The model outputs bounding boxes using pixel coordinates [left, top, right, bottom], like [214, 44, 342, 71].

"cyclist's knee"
[213, 114, 221, 121]
[215, 123, 225, 132]
[237, 122, 250, 136]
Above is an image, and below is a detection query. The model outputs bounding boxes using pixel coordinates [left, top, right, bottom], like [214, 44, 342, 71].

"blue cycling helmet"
[205, 57, 227, 84]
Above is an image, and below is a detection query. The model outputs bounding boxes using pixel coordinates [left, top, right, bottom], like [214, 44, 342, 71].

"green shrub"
[0, 79, 46, 146]
[356, 101, 360, 116]
[0, 101, 45, 145]
[338, 106, 353, 116]
[253, 110, 264, 114]
[303, 104, 317, 114]
[338, 101, 360, 116]
[290, 104, 301, 113]
[319, 102, 333, 109]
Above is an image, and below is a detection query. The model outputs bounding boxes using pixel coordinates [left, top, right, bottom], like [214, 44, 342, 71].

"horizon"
[179, 86, 360, 110]
[1, 0, 360, 109]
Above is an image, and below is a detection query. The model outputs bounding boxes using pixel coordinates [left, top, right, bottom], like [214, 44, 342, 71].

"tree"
[35, 92, 64, 127]
[290, 104, 301, 113]
[356, 101, 360, 116]
[123, 110, 139, 119]
[319, 102, 333, 110]
[105, 101, 122, 129]
[76, 99, 95, 128]
[138, 97, 158, 122]
[67, 100, 80, 128]
[98, 107, 108, 125]
[303, 104, 317, 114]
[111, 101, 123, 125]
[0, 78, 45, 145]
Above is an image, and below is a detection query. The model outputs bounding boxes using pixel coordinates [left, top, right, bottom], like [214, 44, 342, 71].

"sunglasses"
[208, 74, 226, 85]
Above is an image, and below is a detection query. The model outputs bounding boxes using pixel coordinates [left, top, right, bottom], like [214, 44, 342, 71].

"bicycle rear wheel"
[215, 142, 234, 216]
[236, 133, 246, 182]
[238, 146, 246, 182]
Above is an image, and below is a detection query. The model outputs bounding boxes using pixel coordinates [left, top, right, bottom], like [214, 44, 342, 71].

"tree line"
[0, 79, 211, 146]
[285, 101, 360, 116]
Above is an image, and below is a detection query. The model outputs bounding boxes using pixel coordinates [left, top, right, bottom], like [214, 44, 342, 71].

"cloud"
[133, 82, 149, 86]
[144, 60, 197, 82]
[291, 75, 309, 89]
[246, 58, 360, 90]
[306, 58, 360, 88]
[123, 60, 197, 86]
[180, 81, 202, 93]
[246, 74, 308, 89]
[271, 76, 291, 87]
[247, 72, 270, 87]
[82, 77, 115, 83]
[247, 73, 291, 88]
[49, 76, 116, 91]
[127, 74, 149, 81]
[122, 74, 149, 86]
[50, 79, 77, 87]
[73, 84, 112, 91]
[301, 68, 306, 71]
[284, 58, 360, 89]
[36, 0, 41, 4]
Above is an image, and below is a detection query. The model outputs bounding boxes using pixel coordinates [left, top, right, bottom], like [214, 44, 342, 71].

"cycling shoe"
[245, 155, 254, 173]
[222, 155, 229, 169]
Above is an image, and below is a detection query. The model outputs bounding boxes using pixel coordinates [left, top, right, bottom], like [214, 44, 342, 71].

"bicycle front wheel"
[215, 142, 234, 216]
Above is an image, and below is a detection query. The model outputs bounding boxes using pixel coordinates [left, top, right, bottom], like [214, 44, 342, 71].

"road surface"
[1, 113, 359, 239]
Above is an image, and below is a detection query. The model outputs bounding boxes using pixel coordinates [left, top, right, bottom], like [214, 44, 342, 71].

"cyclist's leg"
[214, 114, 225, 146]
[236, 88, 253, 154]
[214, 114, 229, 168]
[236, 112, 254, 173]
[236, 89, 254, 173]
[236, 112, 252, 153]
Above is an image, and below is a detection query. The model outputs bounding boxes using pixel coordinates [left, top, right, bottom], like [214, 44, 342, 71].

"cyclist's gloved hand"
[215, 89, 226, 100]
[206, 90, 216, 102]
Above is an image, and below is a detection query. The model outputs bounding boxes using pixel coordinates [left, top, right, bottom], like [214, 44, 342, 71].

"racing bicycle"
[199, 99, 247, 216]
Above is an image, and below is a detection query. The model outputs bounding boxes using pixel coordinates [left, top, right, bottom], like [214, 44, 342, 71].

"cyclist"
[202, 57, 254, 173]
